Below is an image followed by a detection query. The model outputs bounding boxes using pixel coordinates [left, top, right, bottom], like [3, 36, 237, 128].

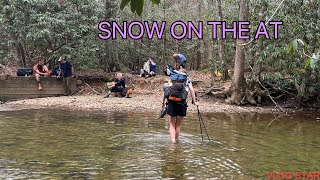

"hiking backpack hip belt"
[165, 81, 188, 103]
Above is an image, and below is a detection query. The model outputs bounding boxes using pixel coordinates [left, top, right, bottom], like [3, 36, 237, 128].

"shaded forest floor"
[5, 69, 319, 114]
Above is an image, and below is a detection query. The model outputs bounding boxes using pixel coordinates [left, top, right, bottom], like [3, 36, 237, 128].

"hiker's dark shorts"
[110, 86, 124, 93]
[167, 101, 187, 117]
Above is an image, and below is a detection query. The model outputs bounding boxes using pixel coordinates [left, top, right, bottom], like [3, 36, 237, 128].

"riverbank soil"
[4, 70, 319, 114]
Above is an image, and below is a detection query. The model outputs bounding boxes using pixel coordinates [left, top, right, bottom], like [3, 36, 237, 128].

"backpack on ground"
[17, 69, 33, 76]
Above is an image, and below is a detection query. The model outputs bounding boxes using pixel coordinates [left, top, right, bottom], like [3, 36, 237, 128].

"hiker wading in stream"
[162, 53, 198, 143]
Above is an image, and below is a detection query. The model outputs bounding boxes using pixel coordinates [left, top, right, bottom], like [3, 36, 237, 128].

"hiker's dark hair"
[37, 56, 44, 62]
[38, 64, 44, 72]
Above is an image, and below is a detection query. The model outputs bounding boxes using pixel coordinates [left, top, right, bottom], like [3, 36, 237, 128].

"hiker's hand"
[57, 75, 60, 79]
[194, 101, 199, 106]
[162, 103, 165, 108]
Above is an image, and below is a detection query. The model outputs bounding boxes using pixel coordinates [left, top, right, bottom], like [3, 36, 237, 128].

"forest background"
[0, 0, 319, 106]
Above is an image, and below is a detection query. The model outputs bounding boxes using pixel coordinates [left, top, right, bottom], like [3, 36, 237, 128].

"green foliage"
[288, 39, 320, 70]
[285, 37, 320, 99]
[288, 39, 305, 56]
[120, 0, 159, 16]
[310, 54, 320, 69]
[0, 0, 319, 102]
[120, 0, 130, 10]
[0, 0, 102, 67]
[262, 73, 294, 91]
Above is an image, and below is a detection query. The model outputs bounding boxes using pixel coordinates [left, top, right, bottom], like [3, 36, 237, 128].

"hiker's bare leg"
[35, 74, 43, 90]
[104, 89, 111, 98]
[175, 116, 184, 140]
[169, 116, 177, 143]
[35, 74, 40, 82]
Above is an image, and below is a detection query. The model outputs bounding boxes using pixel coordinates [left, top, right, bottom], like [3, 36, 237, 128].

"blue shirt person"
[60, 60, 73, 77]
[58, 56, 74, 95]
[177, 54, 186, 62]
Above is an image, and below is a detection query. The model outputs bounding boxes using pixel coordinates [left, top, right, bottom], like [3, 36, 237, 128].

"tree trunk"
[115, 41, 120, 71]
[16, 43, 26, 67]
[253, 1, 267, 81]
[103, 0, 117, 72]
[216, 0, 228, 80]
[105, 42, 111, 72]
[196, 0, 202, 70]
[196, 47, 201, 70]
[207, 40, 216, 85]
[247, 0, 268, 104]
[162, 0, 167, 70]
[208, 0, 216, 84]
[227, 0, 249, 105]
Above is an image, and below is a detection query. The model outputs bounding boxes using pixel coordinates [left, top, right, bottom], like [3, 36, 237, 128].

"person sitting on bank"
[149, 58, 157, 76]
[33, 58, 50, 90]
[52, 57, 62, 77]
[140, 58, 157, 77]
[105, 72, 126, 98]
[140, 60, 150, 77]
[57, 56, 74, 96]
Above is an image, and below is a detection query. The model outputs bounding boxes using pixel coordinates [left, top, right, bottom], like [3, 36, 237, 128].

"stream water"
[0, 109, 319, 179]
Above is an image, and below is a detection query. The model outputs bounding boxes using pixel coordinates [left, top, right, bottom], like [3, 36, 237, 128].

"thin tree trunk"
[105, 42, 111, 72]
[103, 0, 117, 72]
[115, 41, 120, 71]
[209, 0, 216, 84]
[253, 1, 267, 80]
[175, 40, 178, 52]
[196, 0, 202, 70]
[162, 0, 167, 70]
[216, 0, 228, 80]
[136, 15, 143, 72]
[208, 40, 215, 84]
[16, 43, 26, 67]
[196, 47, 201, 70]
[228, 0, 249, 105]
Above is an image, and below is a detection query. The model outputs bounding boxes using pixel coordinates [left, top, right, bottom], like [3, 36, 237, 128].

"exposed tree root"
[84, 83, 101, 95]
[202, 77, 288, 112]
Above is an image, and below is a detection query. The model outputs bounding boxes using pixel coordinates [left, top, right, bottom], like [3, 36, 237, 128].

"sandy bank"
[4, 94, 288, 114]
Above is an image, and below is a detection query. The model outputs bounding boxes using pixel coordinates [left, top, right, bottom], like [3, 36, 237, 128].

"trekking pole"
[197, 105, 211, 141]
[196, 105, 204, 141]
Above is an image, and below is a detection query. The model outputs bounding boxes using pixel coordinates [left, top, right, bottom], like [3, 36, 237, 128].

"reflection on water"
[0, 109, 319, 179]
